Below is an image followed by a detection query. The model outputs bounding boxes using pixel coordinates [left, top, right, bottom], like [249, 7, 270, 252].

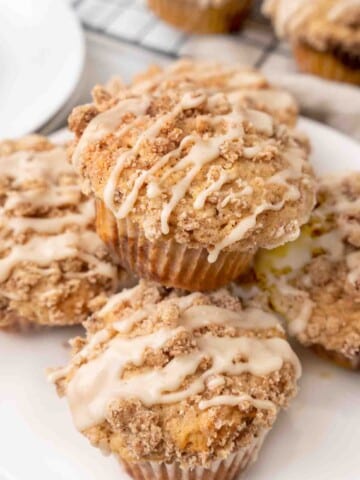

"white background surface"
[0, 119, 359, 479]
[0, 0, 84, 137]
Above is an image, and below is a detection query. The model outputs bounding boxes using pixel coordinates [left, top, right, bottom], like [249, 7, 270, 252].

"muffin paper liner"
[147, 0, 252, 34]
[120, 428, 268, 480]
[96, 199, 253, 291]
[292, 42, 360, 86]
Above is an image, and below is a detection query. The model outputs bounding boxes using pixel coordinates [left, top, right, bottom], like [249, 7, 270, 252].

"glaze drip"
[62, 299, 301, 430]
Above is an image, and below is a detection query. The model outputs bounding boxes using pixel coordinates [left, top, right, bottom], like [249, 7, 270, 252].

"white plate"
[0, 119, 359, 480]
[0, 0, 84, 138]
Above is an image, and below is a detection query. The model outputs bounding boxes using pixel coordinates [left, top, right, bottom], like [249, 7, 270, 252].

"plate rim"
[0, 0, 85, 137]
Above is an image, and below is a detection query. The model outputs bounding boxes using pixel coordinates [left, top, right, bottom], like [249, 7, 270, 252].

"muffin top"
[50, 281, 300, 467]
[128, 59, 298, 126]
[0, 136, 130, 328]
[263, 0, 360, 55]
[69, 86, 315, 262]
[255, 172, 360, 368]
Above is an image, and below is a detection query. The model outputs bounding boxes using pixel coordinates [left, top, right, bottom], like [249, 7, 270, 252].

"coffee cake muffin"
[69, 85, 315, 291]
[49, 281, 301, 480]
[255, 172, 360, 369]
[263, 0, 360, 85]
[0, 135, 132, 329]
[147, 0, 252, 34]
[129, 59, 299, 127]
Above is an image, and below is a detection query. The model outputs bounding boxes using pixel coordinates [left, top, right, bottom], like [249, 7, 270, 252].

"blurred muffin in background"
[263, 0, 360, 85]
[69, 83, 315, 291]
[147, 0, 252, 34]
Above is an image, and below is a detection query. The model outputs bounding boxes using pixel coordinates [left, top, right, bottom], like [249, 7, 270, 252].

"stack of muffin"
[263, 0, 360, 85]
[2, 59, 359, 480]
[49, 59, 315, 480]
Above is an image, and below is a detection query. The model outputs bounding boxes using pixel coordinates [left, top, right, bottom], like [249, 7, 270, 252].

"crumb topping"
[255, 172, 360, 367]
[127, 59, 298, 126]
[70, 84, 315, 262]
[0, 136, 131, 328]
[50, 281, 300, 466]
[263, 0, 360, 55]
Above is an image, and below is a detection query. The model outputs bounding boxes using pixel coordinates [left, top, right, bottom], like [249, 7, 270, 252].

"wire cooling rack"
[73, 0, 296, 72]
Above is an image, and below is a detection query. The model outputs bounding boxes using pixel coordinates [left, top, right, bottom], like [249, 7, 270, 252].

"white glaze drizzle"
[0, 147, 74, 184]
[208, 144, 307, 262]
[63, 300, 300, 430]
[328, 0, 360, 22]
[193, 170, 229, 209]
[181, 304, 281, 331]
[47, 327, 112, 384]
[258, 172, 360, 337]
[97, 286, 144, 317]
[199, 394, 276, 412]
[4, 200, 94, 235]
[275, 280, 314, 335]
[346, 251, 360, 286]
[206, 375, 226, 390]
[4, 185, 81, 211]
[0, 231, 115, 283]
[72, 96, 151, 170]
[220, 185, 253, 208]
[230, 283, 263, 302]
[0, 147, 117, 284]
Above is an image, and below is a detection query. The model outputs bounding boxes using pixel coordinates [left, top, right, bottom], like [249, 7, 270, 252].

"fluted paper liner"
[292, 42, 360, 86]
[120, 428, 268, 480]
[96, 199, 253, 291]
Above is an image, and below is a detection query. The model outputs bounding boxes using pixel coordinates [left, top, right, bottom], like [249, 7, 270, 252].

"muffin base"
[121, 429, 268, 480]
[96, 199, 253, 291]
[147, 0, 252, 34]
[311, 344, 360, 371]
[292, 42, 360, 86]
